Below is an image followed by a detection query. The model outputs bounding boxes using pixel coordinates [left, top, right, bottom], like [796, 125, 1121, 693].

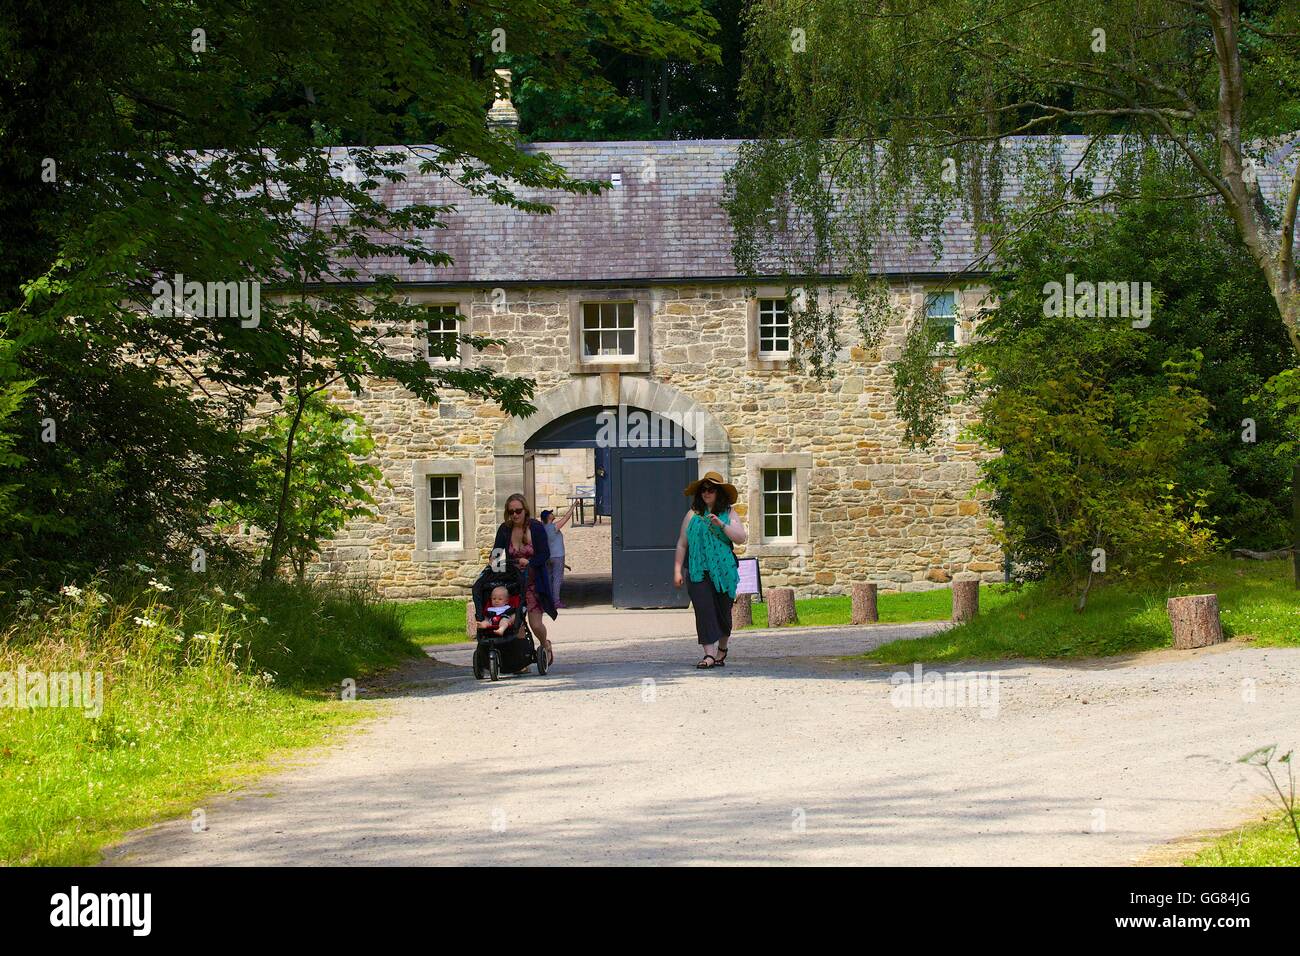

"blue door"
[610, 446, 697, 608]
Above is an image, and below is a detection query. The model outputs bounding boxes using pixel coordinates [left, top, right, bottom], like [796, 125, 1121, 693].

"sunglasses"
[699, 484, 716, 493]
[506, 507, 525, 515]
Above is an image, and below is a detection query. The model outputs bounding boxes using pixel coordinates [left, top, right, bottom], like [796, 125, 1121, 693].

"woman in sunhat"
[673, 471, 747, 669]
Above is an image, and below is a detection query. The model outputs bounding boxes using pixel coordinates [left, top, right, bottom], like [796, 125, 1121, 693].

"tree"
[724, 0, 1300, 579]
[1, 0, 718, 583]
[216, 395, 383, 583]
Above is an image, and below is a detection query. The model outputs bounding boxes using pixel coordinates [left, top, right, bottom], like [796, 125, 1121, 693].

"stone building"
[311, 131, 1008, 606]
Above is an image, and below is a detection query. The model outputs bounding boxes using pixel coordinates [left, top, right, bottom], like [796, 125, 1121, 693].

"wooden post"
[466, 600, 478, 639]
[850, 582, 878, 624]
[952, 580, 979, 623]
[731, 592, 753, 630]
[1167, 594, 1224, 649]
[767, 587, 798, 626]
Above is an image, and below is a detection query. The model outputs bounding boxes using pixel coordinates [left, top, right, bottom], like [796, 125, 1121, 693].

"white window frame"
[760, 468, 797, 543]
[756, 297, 792, 359]
[924, 290, 959, 349]
[745, 453, 813, 558]
[413, 460, 477, 562]
[568, 291, 652, 374]
[580, 301, 637, 362]
[424, 304, 463, 366]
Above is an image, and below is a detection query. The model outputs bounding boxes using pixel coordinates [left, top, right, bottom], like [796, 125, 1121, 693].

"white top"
[486, 604, 512, 616]
[543, 522, 564, 557]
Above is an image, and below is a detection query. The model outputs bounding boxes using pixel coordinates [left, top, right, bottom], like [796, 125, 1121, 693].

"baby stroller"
[470, 563, 548, 681]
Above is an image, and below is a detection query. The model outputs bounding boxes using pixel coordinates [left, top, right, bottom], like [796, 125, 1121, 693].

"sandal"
[696, 655, 718, 669]
[716, 646, 728, 667]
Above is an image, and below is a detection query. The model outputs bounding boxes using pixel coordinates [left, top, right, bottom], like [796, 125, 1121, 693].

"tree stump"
[952, 580, 979, 623]
[767, 587, 798, 627]
[731, 592, 753, 630]
[850, 582, 879, 624]
[1167, 594, 1224, 649]
[466, 600, 478, 639]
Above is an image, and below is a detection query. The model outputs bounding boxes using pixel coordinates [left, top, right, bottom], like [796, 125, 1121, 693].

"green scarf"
[686, 510, 738, 598]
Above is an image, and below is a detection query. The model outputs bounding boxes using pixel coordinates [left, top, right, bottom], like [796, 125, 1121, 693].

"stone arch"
[492, 376, 731, 512]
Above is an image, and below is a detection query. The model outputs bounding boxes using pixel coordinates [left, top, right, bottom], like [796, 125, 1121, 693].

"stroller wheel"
[488, 648, 501, 682]
[535, 639, 548, 676]
[472, 645, 485, 680]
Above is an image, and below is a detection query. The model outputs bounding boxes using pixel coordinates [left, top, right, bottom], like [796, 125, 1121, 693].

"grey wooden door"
[610, 446, 697, 608]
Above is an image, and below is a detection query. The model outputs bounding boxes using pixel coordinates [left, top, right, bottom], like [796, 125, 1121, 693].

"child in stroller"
[470, 563, 549, 681]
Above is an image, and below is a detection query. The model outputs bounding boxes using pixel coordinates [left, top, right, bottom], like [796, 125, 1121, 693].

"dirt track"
[103, 627, 1300, 866]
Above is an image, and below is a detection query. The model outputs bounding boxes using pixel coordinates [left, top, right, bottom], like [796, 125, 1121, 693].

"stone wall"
[312, 281, 1004, 600]
[532, 448, 593, 514]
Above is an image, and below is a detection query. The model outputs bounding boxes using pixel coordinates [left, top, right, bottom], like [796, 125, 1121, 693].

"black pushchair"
[470, 563, 548, 681]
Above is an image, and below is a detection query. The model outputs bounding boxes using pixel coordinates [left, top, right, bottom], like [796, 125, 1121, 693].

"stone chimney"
[487, 69, 519, 132]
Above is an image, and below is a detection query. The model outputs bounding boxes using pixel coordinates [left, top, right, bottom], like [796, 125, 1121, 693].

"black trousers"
[687, 572, 733, 647]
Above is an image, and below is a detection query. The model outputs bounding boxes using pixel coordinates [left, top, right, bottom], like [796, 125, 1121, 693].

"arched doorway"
[495, 377, 730, 609]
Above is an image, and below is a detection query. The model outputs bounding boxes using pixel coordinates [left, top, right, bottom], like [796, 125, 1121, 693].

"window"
[762, 469, 796, 541]
[757, 298, 791, 357]
[925, 291, 958, 345]
[413, 460, 476, 562]
[581, 302, 636, 359]
[427, 475, 462, 547]
[425, 305, 460, 365]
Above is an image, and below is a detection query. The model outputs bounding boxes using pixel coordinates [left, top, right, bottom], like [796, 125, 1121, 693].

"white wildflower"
[133, 616, 158, 629]
[148, 579, 173, 593]
[259, 616, 269, 625]
[233, 590, 246, 601]
[60, 584, 84, 599]
[211, 585, 226, 597]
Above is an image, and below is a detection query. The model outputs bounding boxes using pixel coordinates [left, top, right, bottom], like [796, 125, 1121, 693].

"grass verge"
[0, 569, 419, 865]
[864, 556, 1298, 665]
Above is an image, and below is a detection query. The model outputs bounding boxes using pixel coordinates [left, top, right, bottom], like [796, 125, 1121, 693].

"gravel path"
[103, 627, 1300, 866]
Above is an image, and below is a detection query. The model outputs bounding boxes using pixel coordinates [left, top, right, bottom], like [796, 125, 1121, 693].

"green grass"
[397, 598, 469, 645]
[1185, 810, 1300, 866]
[0, 571, 419, 866]
[742, 584, 1021, 629]
[864, 556, 1299, 665]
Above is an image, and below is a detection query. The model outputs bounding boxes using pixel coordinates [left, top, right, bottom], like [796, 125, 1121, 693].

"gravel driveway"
[103, 625, 1300, 866]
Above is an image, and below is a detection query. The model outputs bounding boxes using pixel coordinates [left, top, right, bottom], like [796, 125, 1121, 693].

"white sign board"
[736, 557, 762, 598]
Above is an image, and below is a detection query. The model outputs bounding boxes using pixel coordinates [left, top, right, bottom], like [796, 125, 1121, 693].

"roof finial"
[488, 69, 519, 132]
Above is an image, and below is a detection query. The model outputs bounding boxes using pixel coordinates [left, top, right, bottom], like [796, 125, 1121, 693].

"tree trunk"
[767, 587, 797, 627]
[850, 582, 878, 624]
[1293, 463, 1299, 589]
[260, 395, 307, 583]
[952, 580, 979, 622]
[731, 592, 753, 630]
[1167, 594, 1225, 649]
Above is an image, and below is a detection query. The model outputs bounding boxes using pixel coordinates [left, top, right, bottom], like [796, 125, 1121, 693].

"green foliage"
[215, 395, 383, 583]
[0, 569, 415, 865]
[0, 336, 34, 546]
[505, 0, 734, 141]
[971, 166, 1296, 557]
[866, 556, 1300, 664]
[892, 318, 948, 449]
[0, 0, 716, 586]
[726, 0, 1300, 374]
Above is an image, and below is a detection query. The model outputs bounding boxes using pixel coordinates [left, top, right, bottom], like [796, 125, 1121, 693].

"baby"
[478, 585, 516, 636]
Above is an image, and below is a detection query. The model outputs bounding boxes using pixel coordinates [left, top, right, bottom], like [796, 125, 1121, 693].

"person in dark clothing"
[491, 493, 557, 665]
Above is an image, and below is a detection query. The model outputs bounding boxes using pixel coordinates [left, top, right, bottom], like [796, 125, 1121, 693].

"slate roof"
[338, 137, 1298, 286]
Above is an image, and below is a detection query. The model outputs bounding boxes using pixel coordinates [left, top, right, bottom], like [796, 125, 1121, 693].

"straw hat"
[683, 471, 738, 506]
